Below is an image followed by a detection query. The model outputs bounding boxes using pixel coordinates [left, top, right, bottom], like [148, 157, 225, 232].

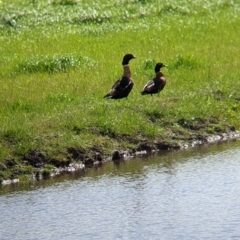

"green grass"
[0, 0, 240, 180]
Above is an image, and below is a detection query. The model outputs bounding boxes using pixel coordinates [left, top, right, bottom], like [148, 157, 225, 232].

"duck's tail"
[104, 93, 113, 99]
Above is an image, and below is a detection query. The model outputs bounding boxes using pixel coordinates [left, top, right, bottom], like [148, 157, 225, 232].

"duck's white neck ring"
[123, 64, 129, 67]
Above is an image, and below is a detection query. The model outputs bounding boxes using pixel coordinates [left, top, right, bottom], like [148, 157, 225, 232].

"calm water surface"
[1, 140, 240, 240]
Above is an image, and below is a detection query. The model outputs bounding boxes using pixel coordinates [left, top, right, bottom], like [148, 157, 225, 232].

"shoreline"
[1, 130, 240, 186]
[1, 2, 240, 187]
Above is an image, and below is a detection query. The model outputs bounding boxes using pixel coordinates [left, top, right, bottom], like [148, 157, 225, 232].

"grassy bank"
[0, 0, 240, 181]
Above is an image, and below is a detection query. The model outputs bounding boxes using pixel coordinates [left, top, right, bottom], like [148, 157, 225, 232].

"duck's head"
[122, 53, 136, 65]
[155, 62, 166, 73]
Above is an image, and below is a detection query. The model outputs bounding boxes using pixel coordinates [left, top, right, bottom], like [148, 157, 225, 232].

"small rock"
[94, 152, 103, 161]
[83, 158, 94, 166]
[112, 150, 124, 161]
[11, 179, 19, 184]
[1, 179, 12, 185]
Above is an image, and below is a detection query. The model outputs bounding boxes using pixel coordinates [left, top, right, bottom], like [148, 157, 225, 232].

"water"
[1, 140, 240, 240]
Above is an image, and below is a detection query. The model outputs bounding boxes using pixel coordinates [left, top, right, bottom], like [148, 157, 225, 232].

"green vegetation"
[0, 0, 240, 181]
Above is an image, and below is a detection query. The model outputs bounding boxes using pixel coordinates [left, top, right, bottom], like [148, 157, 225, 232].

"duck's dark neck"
[122, 65, 131, 78]
[122, 59, 130, 65]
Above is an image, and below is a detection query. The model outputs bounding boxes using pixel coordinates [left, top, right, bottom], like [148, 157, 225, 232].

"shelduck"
[141, 62, 166, 96]
[104, 53, 136, 99]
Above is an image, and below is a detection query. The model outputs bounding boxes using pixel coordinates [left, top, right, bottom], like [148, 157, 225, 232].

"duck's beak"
[163, 64, 167, 67]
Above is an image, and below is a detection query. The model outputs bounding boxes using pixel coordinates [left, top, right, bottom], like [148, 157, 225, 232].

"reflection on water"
[1, 140, 240, 240]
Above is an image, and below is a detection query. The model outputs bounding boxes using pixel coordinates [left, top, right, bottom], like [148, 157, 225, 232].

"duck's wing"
[120, 78, 134, 98]
[104, 79, 120, 98]
[111, 79, 122, 90]
[141, 79, 155, 95]
[143, 79, 154, 90]
[114, 77, 132, 89]
[104, 77, 133, 99]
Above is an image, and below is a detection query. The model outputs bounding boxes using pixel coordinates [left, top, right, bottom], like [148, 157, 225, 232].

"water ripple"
[1, 141, 240, 239]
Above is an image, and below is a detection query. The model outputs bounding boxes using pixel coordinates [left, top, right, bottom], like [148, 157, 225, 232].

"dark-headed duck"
[141, 62, 166, 96]
[104, 53, 136, 99]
